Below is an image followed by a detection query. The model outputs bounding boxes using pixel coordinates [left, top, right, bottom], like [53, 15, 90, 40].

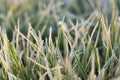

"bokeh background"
[0, 0, 120, 40]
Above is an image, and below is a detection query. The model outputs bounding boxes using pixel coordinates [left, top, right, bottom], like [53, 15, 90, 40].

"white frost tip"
[58, 21, 63, 26]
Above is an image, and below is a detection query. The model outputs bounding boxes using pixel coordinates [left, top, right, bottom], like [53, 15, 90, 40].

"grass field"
[0, 0, 120, 80]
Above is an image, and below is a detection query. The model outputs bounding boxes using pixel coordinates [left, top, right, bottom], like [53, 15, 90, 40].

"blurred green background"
[0, 0, 120, 40]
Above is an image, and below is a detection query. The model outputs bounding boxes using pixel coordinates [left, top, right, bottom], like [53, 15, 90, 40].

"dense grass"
[0, 0, 120, 80]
